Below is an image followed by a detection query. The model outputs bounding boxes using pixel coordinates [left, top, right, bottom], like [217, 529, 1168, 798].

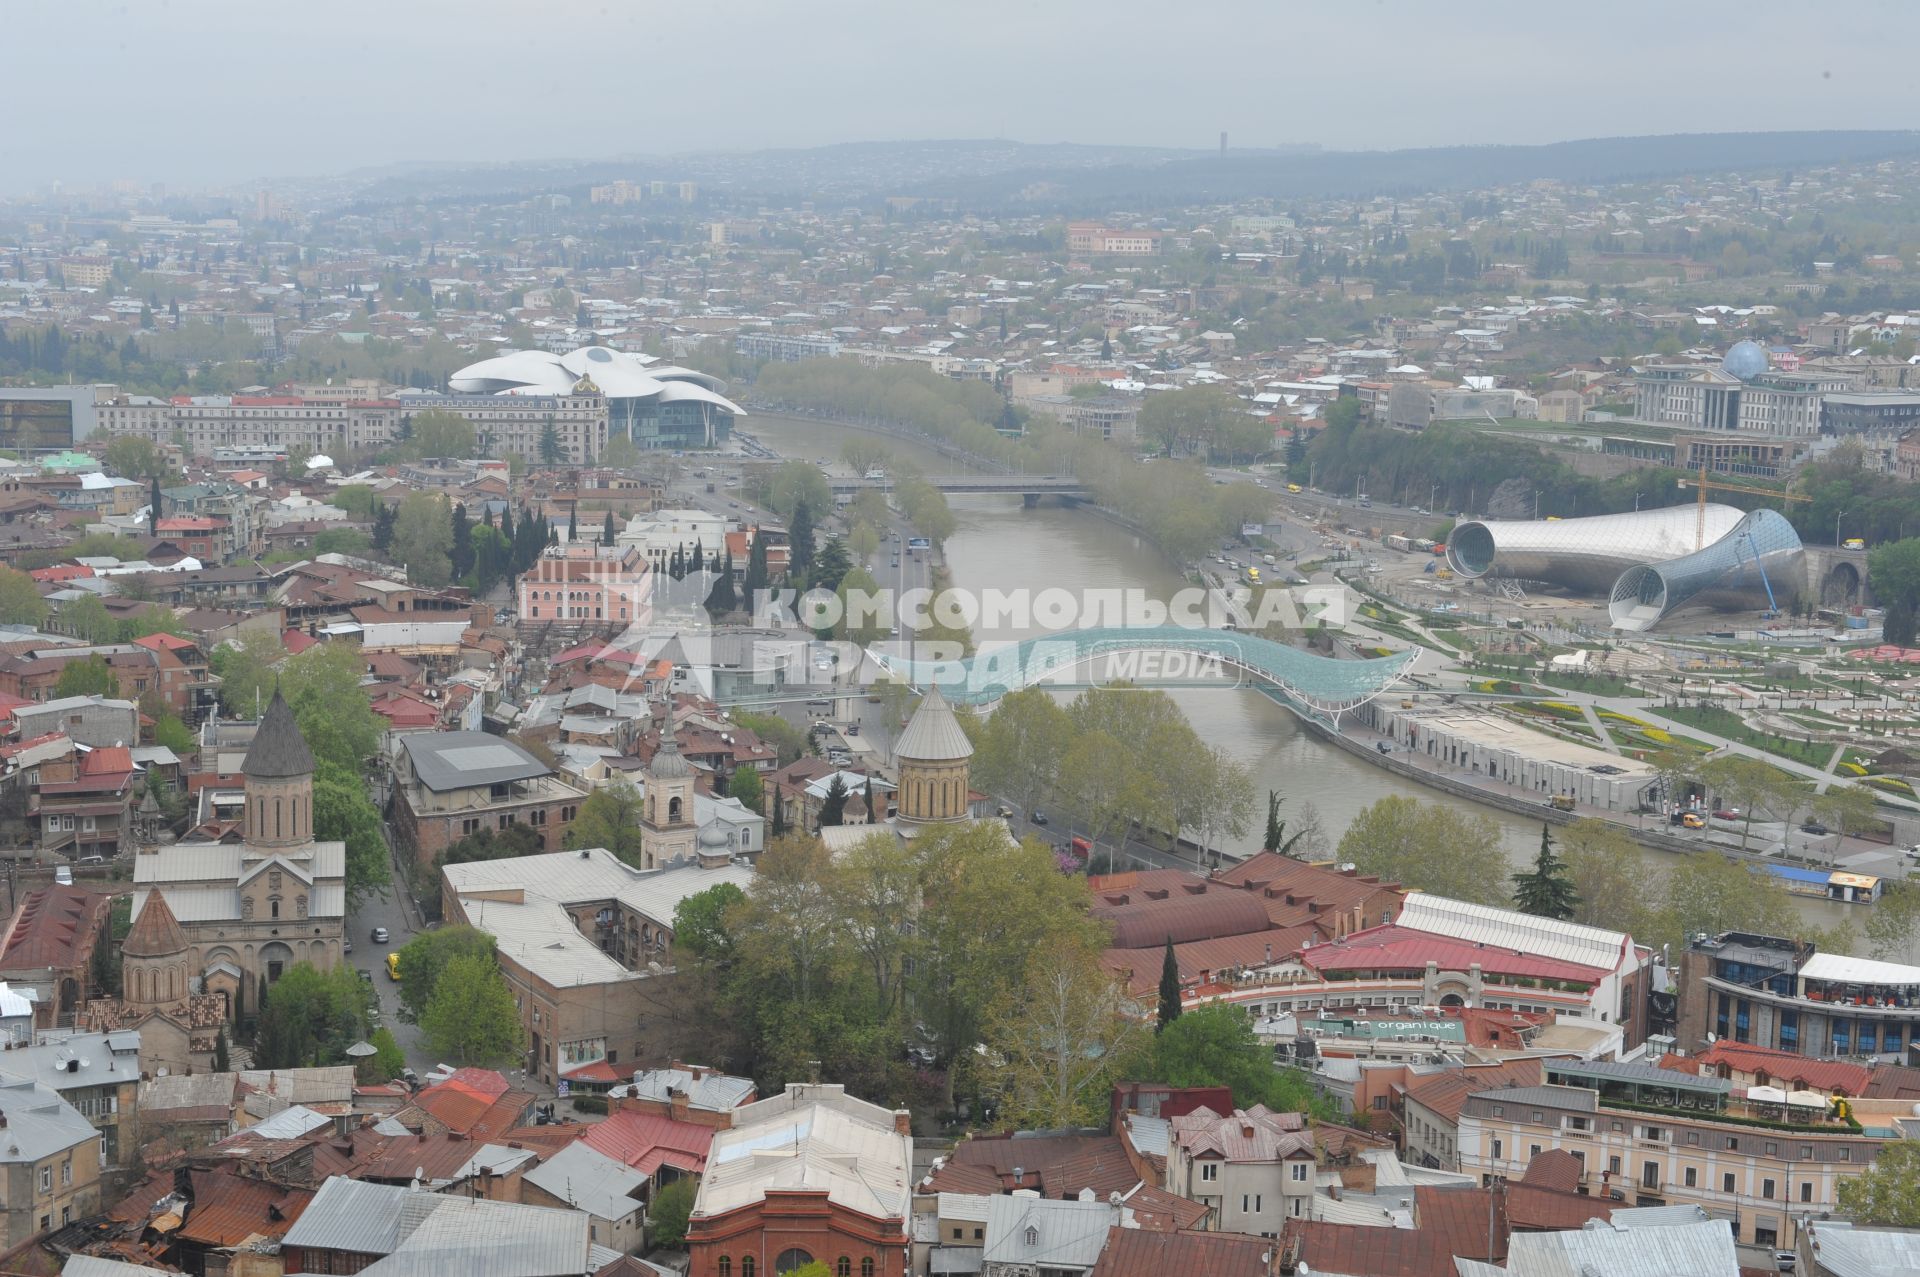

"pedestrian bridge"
[829, 474, 1089, 499]
[874, 624, 1415, 723]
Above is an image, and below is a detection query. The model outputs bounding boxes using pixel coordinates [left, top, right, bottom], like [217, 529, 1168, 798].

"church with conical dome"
[91, 689, 348, 1073]
[819, 685, 1003, 854]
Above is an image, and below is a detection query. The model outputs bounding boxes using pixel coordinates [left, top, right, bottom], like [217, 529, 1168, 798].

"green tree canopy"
[407, 409, 477, 461]
[1149, 1002, 1327, 1115]
[392, 491, 454, 587]
[420, 953, 524, 1066]
[394, 925, 497, 1025]
[563, 780, 645, 865]
[254, 962, 367, 1068]
[647, 1179, 697, 1248]
[1837, 1137, 1920, 1224]
[1511, 824, 1578, 920]
[0, 567, 48, 628]
[1337, 795, 1509, 905]
[54, 655, 117, 699]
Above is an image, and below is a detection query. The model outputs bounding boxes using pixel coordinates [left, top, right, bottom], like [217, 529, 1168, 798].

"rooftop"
[695, 1083, 911, 1226]
[401, 730, 551, 792]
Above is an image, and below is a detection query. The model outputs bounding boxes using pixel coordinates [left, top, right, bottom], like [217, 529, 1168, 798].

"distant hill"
[901, 130, 1920, 212]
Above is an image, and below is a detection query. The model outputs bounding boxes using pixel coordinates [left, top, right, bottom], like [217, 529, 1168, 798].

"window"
[1290, 1163, 1310, 1182]
[1492, 1139, 1504, 1161]
[1642, 1162, 1660, 1189]
[1840, 1147, 1852, 1161]
[1529, 1144, 1541, 1159]
[1243, 1195, 1250, 1213]
[1725, 1137, 1740, 1152]
[774, 1249, 814, 1274]
[1760, 1177, 1776, 1200]
[718, 1261, 731, 1277]
[1200, 1162, 1218, 1182]
[1372, 1095, 1387, 1110]
[1800, 1145, 1813, 1160]
[1757, 1225, 1779, 1248]
[837, 1262, 851, 1277]
[1802, 1182, 1813, 1203]
[1686, 1131, 1700, 1146]
[60, 1160, 69, 1187]
[1608, 1156, 1621, 1175]
[1766, 1142, 1778, 1157]
[38, 1167, 49, 1193]
[861, 1262, 873, 1277]
[1684, 1167, 1698, 1188]
[742, 1260, 755, 1277]
[1723, 1173, 1736, 1194]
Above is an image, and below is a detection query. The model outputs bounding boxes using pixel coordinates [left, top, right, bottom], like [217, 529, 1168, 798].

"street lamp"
[1836, 508, 1849, 549]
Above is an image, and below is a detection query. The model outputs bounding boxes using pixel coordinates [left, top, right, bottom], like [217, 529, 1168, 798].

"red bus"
[1069, 835, 1093, 859]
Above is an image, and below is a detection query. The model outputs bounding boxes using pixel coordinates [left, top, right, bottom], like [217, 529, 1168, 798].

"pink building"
[518, 544, 653, 628]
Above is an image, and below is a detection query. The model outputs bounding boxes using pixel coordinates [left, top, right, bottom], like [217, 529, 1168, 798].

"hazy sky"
[7, 0, 1912, 194]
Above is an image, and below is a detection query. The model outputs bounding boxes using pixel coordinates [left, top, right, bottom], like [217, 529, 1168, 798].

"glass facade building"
[1608, 509, 1804, 631]
[1447, 505, 1746, 594]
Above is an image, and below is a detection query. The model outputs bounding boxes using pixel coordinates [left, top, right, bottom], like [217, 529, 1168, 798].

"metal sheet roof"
[1497, 1217, 1739, 1276]
[402, 731, 551, 792]
[1394, 894, 1633, 972]
[521, 1141, 648, 1222]
[1802, 951, 1920, 987]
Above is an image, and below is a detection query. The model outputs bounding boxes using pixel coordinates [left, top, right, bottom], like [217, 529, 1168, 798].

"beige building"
[0, 1076, 102, 1245]
[1164, 1106, 1316, 1234]
[1457, 1059, 1881, 1251]
[125, 690, 346, 1027]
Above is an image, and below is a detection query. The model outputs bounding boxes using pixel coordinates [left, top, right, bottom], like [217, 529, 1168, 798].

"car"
[1801, 821, 1830, 835]
[1681, 812, 1706, 829]
[1375, 741, 1394, 754]
[1774, 1253, 1797, 1273]
[77, 854, 105, 866]
[356, 969, 374, 986]
[54, 866, 72, 886]
[371, 926, 390, 944]
[1712, 808, 1740, 820]
[845, 723, 859, 736]
[1029, 810, 1049, 827]
[344, 939, 353, 955]
[891, 558, 900, 567]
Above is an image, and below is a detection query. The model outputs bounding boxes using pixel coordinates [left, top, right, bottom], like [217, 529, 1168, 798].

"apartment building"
[0, 1076, 103, 1245]
[1163, 1106, 1317, 1233]
[516, 542, 654, 629]
[391, 731, 588, 872]
[1066, 222, 1164, 256]
[1457, 1059, 1882, 1251]
[1676, 930, 1920, 1060]
[732, 332, 841, 363]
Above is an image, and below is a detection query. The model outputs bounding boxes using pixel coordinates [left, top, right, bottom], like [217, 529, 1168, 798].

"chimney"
[332, 1113, 352, 1138]
[893, 1109, 911, 1136]
[669, 1089, 690, 1122]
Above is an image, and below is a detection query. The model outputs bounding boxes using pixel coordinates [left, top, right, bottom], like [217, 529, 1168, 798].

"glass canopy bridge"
[871, 625, 1416, 724]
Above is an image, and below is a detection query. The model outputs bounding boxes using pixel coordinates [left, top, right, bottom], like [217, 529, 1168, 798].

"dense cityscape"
[8, 10, 1920, 1277]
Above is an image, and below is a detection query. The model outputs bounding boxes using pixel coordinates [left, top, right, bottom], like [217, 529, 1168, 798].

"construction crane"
[1676, 463, 1810, 551]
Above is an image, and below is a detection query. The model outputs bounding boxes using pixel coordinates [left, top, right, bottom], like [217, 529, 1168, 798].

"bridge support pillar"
[1022, 493, 1040, 509]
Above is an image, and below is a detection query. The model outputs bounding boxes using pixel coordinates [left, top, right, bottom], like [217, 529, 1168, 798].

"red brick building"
[686, 1084, 912, 1277]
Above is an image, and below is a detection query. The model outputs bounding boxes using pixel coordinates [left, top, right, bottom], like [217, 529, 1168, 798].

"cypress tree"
[1157, 936, 1182, 1031]
[1511, 823, 1578, 921]
[602, 511, 616, 546]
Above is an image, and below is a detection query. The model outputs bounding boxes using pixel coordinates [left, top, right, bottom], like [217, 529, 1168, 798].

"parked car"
[1712, 808, 1740, 820]
[344, 939, 353, 955]
[1681, 813, 1706, 829]
[371, 926, 390, 944]
[1801, 821, 1830, 836]
[1029, 810, 1049, 827]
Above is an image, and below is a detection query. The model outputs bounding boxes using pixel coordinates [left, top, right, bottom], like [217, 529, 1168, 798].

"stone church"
[91, 690, 347, 1072]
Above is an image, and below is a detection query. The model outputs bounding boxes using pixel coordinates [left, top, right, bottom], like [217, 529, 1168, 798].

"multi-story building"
[1163, 1105, 1316, 1232]
[1822, 392, 1920, 436]
[129, 632, 218, 724]
[1066, 222, 1164, 256]
[617, 509, 731, 577]
[0, 1076, 103, 1244]
[685, 1083, 913, 1277]
[1457, 1059, 1881, 1251]
[733, 332, 841, 364]
[1203, 895, 1653, 1056]
[32, 745, 135, 862]
[0, 1031, 142, 1167]
[1633, 364, 1855, 438]
[1676, 930, 1920, 1060]
[391, 731, 588, 872]
[441, 849, 754, 1087]
[517, 542, 654, 630]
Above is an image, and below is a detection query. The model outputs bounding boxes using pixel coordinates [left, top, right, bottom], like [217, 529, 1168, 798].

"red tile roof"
[82, 746, 135, 777]
[580, 1111, 715, 1176]
[926, 1132, 1138, 1199]
[1115, 1185, 1212, 1232]
[1283, 1217, 1466, 1277]
[0, 884, 108, 971]
[1504, 1182, 1616, 1232]
[1402, 1060, 1545, 1124]
[132, 632, 197, 652]
[1105, 925, 1322, 996]
[1683, 1041, 1871, 1096]
[1300, 924, 1607, 983]
[1087, 1227, 1272, 1277]
[281, 629, 317, 654]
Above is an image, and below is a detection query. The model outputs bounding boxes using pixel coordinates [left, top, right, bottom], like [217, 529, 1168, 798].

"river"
[742, 413, 1865, 947]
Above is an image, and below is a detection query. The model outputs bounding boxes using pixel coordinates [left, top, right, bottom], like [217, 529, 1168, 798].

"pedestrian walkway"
[1581, 703, 1622, 755]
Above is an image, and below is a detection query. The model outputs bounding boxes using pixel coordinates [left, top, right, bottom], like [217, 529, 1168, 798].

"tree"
[60, 595, 116, 644]
[1558, 820, 1656, 933]
[409, 408, 476, 460]
[539, 419, 561, 465]
[648, 1179, 697, 1249]
[54, 655, 117, 699]
[971, 687, 1071, 819]
[1837, 1137, 1920, 1224]
[817, 774, 849, 828]
[984, 935, 1145, 1129]
[813, 536, 850, 593]
[371, 502, 396, 554]
[736, 712, 806, 767]
[764, 461, 831, 520]
[602, 433, 640, 469]
[1640, 852, 1801, 958]
[727, 765, 763, 814]
[1511, 824, 1578, 920]
[420, 953, 525, 1066]
[1150, 1002, 1323, 1114]
[0, 567, 47, 628]
[601, 511, 616, 547]
[1157, 937, 1182, 1031]
[313, 760, 390, 906]
[835, 566, 887, 646]
[392, 491, 454, 587]
[213, 1025, 230, 1073]
[449, 503, 474, 581]
[1699, 755, 1802, 852]
[102, 434, 173, 482]
[826, 831, 921, 1016]
[368, 1027, 405, 1082]
[1867, 879, 1920, 960]
[848, 521, 880, 567]
[1870, 539, 1920, 646]
[436, 823, 543, 868]
[789, 500, 816, 581]
[1815, 783, 1881, 846]
[331, 485, 380, 519]
[563, 780, 646, 865]
[1187, 745, 1256, 865]
[394, 925, 497, 1024]
[254, 963, 367, 1068]
[672, 882, 747, 964]
[1337, 795, 1509, 905]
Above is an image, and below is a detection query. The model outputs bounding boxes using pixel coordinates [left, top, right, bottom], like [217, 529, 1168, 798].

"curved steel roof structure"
[1447, 504, 1746, 594]
[1608, 509, 1804, 631]
[450, 346, 740, 411]
[875, 624, 1415, 722]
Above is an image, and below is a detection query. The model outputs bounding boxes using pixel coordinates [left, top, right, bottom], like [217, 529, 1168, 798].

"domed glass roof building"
[1722, 340, 1770, 381]
[450, 345, 744, 450]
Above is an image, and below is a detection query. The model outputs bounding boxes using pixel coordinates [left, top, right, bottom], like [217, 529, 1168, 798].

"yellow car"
[1681, 812, 1705, 829]
[386, 952, 402, 981]
[1286, 483, 1303, 493]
